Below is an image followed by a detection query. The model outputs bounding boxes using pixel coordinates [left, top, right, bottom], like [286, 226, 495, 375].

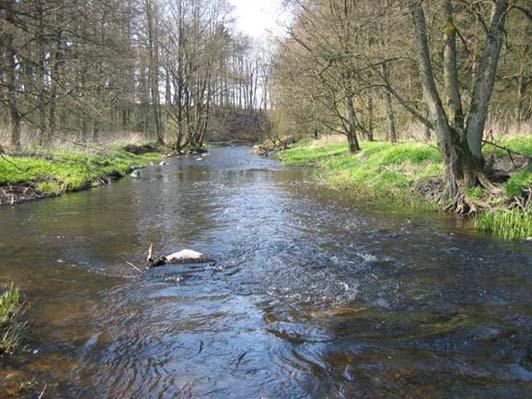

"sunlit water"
[1, 147, 531, 398]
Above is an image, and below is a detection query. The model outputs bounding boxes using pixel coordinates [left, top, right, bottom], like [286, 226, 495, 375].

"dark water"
[1, 147, 531, 398]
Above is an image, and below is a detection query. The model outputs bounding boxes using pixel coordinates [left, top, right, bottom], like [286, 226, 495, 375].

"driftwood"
[126, 244, 215, 275]
[251, 137, 298, 157]
[126, 244, 215, 274]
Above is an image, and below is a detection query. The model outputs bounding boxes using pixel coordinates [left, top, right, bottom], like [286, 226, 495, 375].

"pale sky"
[228, 0, 290, 40]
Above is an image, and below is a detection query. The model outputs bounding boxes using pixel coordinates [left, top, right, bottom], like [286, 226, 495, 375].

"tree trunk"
[48, 48, 59, 145]
[411, 3, 462, 196]
[515, 64, 526, 123]
[37, 2, 47, 146]
[384, 90, 397, 143]
[411, 2, 508, 207]
[145, 0, 164, 145]
[345, 95, 361, 153]
[381, 64, 397, 143]
[367, 94, 374, 141]
[6, 45, 21, 151]
[442, 1, 464, 133]
[423, 107, 431, 142]
[311, 96, 320, 139]
[81, 119, 88, 142]
[464, 0, 508, 161]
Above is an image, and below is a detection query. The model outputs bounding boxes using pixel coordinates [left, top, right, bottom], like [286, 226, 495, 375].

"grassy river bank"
[275, 135, 531, 240]
[0, 144, 166, 206]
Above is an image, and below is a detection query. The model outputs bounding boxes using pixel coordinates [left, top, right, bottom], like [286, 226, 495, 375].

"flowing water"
[0, 147, 531, 398]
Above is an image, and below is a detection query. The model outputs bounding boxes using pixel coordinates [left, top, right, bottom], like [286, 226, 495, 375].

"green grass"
[276, 142, 347, 165]
[484, 135, 532, 157]
[475, 210, 532, 240]
[279, 141, 443, 193]
[0, 284, 26, 355]
[465, 186, 484, 200]
[0, 146, 165, 196]
[505, 170, 532, 197]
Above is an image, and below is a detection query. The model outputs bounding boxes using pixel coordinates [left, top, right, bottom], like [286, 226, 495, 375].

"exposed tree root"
[444, 192, 468, 214]
[477, 172, 503, 195]
[415, 172, 530, 216]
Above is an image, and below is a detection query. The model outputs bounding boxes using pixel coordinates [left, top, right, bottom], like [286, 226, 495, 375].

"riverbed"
[1, 147, 531, 398]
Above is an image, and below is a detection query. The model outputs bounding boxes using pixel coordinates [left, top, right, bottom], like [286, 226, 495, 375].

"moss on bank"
[0, 145, 165, 200]
[0, 284, 26, 355]
[277, 136, 531, 240]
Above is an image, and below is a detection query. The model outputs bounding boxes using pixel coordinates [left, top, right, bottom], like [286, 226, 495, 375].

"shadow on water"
[0, 147, 531, 398]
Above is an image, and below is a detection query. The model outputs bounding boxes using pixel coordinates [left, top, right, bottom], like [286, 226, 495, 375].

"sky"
[228, 0, 291, 41]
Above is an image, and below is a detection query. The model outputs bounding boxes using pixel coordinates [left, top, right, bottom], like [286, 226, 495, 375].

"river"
[1, 146, 531, 398]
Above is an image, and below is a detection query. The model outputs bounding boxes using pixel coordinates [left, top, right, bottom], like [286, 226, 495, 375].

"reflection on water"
[1, 147, 531, 398]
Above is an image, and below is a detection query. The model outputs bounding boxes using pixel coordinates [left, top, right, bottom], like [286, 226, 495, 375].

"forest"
[0, 0, 270, 150]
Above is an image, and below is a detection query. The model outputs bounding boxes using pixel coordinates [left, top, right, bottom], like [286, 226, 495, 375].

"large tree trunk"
[464, 0, 508, 162]
[411, 3, 463, 197]
[442, 1, 464, 134]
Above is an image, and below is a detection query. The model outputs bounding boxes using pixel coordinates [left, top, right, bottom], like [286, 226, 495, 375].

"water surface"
[1, 147, 531, 398]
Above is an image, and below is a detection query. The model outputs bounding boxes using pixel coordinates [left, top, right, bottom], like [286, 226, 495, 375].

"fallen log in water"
[132, 244, 215, 271]
[126, 244, 215, 275]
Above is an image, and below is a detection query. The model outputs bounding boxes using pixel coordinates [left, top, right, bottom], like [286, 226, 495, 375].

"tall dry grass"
[402, 119, 531, 142]
[0, 125, 153, 152]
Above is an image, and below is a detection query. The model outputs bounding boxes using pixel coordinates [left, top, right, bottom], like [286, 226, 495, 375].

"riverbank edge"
[0, 144, 169, 206]
[272, 136, 531, 240]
